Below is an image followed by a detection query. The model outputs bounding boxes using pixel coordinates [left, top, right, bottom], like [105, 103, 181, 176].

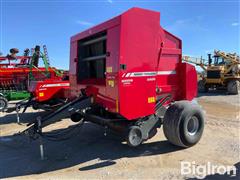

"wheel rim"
[129, 128, 142, 146]
[187, 116, 199, 136]
[0, 100, 6, 110]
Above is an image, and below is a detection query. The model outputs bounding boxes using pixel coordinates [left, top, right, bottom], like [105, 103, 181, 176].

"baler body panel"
[156, 30, 182, 101]
[118, 8, 160, 119]
[179, 63, 198, 100]
[69, 7, 197, 120]
[69, 16, 121, 112]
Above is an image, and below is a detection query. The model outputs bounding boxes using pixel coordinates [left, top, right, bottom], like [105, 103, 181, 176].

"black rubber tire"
[0, 96, 8, 112]
[70, 113, 84, 123]
[32, 103, 39, 110]
[227, 80, 240, 95]
[163, 101, 204, 148]
[198, 80, 208, 93]
[127, 126, 143, 147]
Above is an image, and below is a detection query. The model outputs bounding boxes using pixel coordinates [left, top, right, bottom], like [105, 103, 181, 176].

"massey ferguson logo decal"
[121, 71, 176, 85]
[122, 70, 176, 78]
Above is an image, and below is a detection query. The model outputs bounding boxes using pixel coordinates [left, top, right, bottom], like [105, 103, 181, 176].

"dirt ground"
[0, 91, 239, 180]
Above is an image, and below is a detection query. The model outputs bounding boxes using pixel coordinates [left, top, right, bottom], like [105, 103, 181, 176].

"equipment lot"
[0, 92, 239, 179]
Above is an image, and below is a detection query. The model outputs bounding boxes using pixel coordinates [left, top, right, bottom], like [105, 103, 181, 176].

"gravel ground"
[0, 91, 239, 180]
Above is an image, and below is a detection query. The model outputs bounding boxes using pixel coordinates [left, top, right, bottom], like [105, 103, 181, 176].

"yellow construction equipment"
[183, 50, 240, 94]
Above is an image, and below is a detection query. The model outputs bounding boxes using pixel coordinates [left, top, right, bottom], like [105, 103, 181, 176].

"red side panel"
[156, 30, 182, 100]
[118, 8, 160, 120]
[178, 63, 197, 101]
[69, 41, 79, 99]
[105, 26, 120, 112]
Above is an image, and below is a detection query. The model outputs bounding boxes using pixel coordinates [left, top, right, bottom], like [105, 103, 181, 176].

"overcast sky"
[0, 0, 239, 69]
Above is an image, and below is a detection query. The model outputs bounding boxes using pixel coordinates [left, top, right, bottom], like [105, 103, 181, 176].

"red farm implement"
[23, 8, 204, 156]
[0, 46, 69, 113]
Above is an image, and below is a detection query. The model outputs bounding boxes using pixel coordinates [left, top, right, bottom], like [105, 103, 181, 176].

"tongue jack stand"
[16, 104, 21, 124]
[37, 116, 45, 160]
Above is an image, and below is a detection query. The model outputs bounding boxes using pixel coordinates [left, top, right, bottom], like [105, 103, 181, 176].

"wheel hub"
[187, 116, 199, 136]
[0, 100, 6, 110]
[128, 127, 143, 147]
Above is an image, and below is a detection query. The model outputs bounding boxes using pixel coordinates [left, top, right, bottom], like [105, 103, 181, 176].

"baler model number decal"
[121, 79, 133, 85]
[147, 78, 156, 81]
